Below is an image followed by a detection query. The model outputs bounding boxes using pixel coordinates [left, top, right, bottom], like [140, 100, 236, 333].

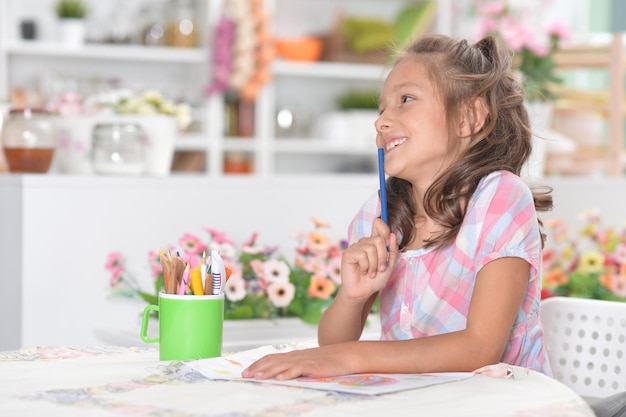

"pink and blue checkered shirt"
[348, 171, 551, 375]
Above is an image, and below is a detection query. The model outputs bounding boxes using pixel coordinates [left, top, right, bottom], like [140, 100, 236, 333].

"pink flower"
[209, 241, 236, 260]
[611, 243, 626, 265]
[178, 233, 207, 256]
[547, 21, 571, 41]
[479, 1, 506, 16]
[609, 274, 626, 298]
[300, 255, 326, 275]
[109, 267, 124, 286]
[267, 281, 295, 307]
[500, 20, 534, 52]
[249, 259, 266, 284]
[260, 259, 290, 287]
[204, 227, 234, 245]
[187, 255, 200, 271]
[105, 252, 123, 271]
[151, 264, 162, 279]
[242, 232, 258, 248]
[327, 257, 342, 284]
[475, 18, 499, 39]
[224, 275, 247, 301]
[148, 250, 163, 280]
[526, 40, 550, 58]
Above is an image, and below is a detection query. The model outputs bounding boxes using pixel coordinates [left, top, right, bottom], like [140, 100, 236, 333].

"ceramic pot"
[59, 18, 86, 48]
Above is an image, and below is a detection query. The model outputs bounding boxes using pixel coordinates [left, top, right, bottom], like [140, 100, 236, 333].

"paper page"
[185, 343, 473, 396]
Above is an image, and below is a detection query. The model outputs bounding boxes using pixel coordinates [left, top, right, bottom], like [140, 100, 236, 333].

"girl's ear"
[458, 97, 488, 138]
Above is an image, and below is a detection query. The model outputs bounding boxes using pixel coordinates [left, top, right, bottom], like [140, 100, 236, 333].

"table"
[0, 345, 595, 417]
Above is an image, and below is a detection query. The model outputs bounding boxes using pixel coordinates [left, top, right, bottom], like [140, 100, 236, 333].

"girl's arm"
[318, 218, 398, 346]
[317, 292, 378, 345]
[242, 256, 528, 379]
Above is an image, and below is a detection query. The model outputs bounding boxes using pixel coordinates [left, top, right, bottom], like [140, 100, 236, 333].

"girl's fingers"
[370, 218, 390, 240]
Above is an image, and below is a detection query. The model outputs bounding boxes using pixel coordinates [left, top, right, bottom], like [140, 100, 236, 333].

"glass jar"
[2, 108, 56, 173]
[141, 3, 168, 46]
[90, 123, 145, 175]
[166, 0, 197, 48]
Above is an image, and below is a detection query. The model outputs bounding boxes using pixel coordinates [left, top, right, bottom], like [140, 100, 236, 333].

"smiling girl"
[242, 33, 553, 380]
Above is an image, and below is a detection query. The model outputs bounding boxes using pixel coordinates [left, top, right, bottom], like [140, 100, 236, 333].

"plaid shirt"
[348, 170, 551, 375]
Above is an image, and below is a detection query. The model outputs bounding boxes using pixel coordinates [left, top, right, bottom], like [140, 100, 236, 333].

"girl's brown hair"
[386, 34, 552, 250]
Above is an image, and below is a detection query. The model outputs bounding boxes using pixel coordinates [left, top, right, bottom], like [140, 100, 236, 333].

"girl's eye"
[401, 95, 414, 103]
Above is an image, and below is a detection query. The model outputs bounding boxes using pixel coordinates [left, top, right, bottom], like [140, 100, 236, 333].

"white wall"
[0, 174, 379, 350]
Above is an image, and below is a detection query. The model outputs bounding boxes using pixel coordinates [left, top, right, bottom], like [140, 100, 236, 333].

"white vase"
[58, 18, 86, 48]
[53, 115, 97, 174]
[139, 114, 177, 176]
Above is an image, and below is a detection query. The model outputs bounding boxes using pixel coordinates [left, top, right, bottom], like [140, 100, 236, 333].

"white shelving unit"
[0, 0, 445, 177]
[551, 34, 626, 177]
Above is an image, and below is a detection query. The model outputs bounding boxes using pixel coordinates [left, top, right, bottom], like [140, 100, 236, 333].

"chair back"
[540, 296, 626, 399]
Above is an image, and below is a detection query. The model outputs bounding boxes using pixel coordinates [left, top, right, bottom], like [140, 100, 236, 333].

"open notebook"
[185, 342, 473, 396]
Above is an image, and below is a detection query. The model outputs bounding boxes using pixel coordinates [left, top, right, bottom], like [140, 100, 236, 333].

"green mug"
[140, 292, 224, 361]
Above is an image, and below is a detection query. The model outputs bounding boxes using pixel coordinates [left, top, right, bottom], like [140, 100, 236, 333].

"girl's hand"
[339, 218, 399, 303]
[241, 344, 353, 380]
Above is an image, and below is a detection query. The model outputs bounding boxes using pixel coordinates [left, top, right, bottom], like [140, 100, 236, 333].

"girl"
[242, 34, 553, 380]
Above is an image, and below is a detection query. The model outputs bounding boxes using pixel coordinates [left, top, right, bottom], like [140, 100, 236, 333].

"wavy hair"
[385, 34, 552, 250]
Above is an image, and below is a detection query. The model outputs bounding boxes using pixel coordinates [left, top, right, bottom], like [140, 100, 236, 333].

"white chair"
[540, 296, 626, 400]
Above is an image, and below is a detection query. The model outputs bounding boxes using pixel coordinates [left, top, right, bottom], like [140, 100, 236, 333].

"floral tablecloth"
[0, 346, 594, 417]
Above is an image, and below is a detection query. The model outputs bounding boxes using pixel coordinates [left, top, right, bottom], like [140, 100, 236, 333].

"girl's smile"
[382, 136, 408, 152]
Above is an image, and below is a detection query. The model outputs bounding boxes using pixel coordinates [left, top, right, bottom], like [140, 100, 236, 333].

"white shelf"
[5, 41, 207, 63]
[272, 60, 389, 80]
[274, 138, 375, 155]
[223, 138, 257, 152]
[175, 134, 208, 151]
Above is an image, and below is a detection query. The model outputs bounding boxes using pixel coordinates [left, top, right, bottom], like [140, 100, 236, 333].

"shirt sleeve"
[347, 191, 381, 244]
[463, 171, 542, 280]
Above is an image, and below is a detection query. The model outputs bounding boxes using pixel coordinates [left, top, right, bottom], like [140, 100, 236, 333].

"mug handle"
[140, 305, 159, 343]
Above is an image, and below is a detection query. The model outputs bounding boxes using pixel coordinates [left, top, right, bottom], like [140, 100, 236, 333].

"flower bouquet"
[106, 218, 348, 324]
[473, 0, 571, 102]
[542, 210, 626, 302]
[48, 88, 192, 131]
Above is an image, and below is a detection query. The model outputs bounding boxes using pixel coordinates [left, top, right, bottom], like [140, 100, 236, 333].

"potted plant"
[473, 0, 571, 103]
[55, 0, 87, 47]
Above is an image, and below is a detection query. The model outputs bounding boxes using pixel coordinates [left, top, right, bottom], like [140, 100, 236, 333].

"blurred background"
[0, 0, 623, 177]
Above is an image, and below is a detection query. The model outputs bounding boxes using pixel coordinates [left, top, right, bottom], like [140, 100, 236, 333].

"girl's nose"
[374, 114, 390, 133]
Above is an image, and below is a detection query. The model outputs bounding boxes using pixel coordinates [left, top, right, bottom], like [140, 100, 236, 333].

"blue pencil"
[378, 148, 388, 225]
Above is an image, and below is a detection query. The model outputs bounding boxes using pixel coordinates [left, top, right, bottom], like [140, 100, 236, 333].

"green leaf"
[137, 291, 158, 306]
[299, 308, 322, 324]
[395, 2, 437, 48]
[225, 305, 255, 320]
[154, 274, 165, 294]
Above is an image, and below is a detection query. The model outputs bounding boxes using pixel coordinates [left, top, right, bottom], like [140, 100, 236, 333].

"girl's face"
[376, 58, 461, 185]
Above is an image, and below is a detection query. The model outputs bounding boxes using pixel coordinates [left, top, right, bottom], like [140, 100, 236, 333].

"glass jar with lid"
[2, 108, 56, 173]
[90, 123, 145, 175]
